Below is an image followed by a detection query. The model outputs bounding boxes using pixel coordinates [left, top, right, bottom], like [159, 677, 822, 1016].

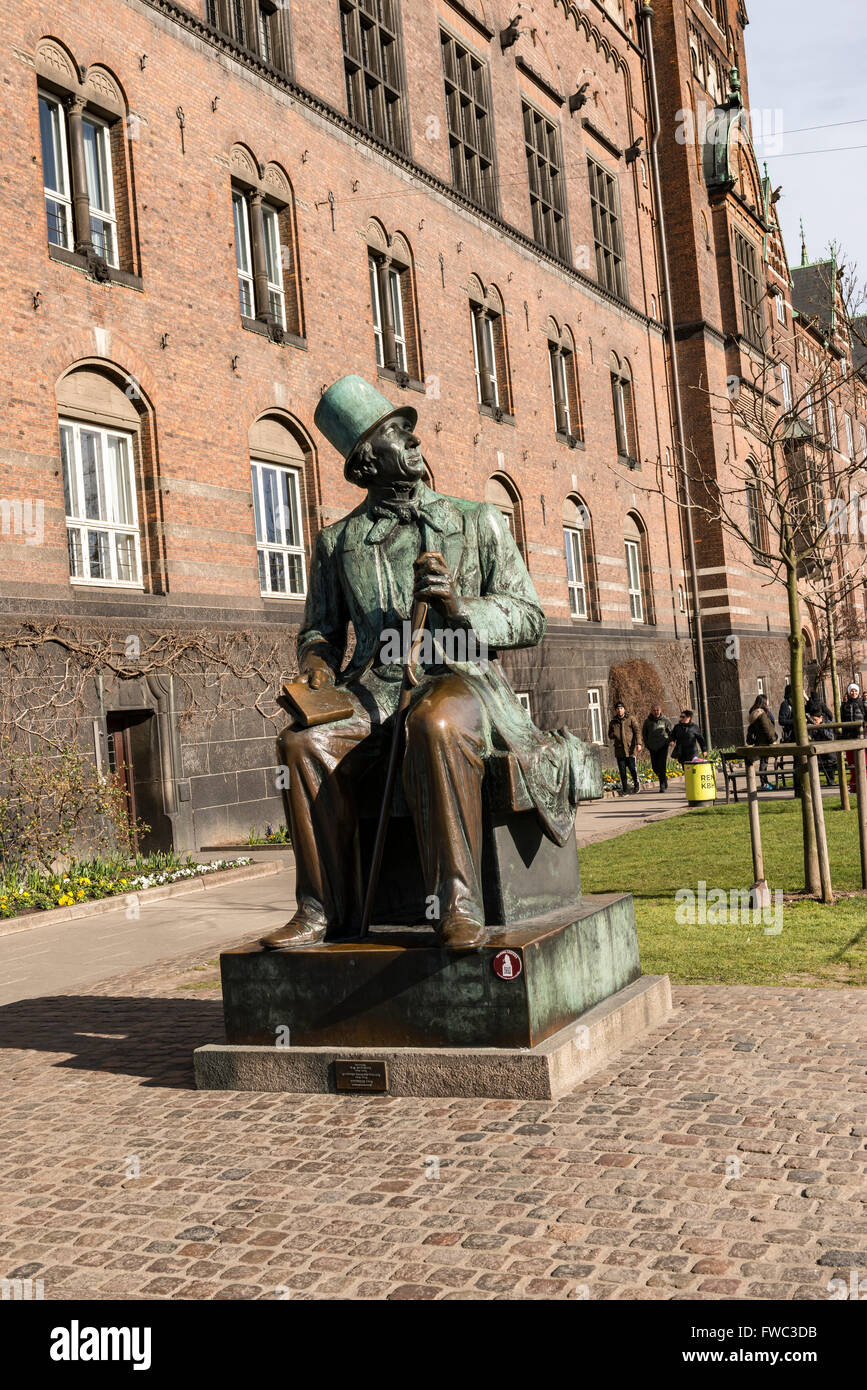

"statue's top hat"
[314, 374, 417, 476]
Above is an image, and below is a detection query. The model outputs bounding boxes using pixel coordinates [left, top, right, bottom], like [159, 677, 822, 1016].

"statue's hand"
[302, 655, 336, 690]
[414, 551, 462, 621]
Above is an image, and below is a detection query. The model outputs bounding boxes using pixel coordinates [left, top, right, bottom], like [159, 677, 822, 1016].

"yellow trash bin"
[684, 760, 717, 807]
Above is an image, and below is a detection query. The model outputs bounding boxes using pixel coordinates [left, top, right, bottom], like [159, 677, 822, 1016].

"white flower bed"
[127, 857, 253, 892]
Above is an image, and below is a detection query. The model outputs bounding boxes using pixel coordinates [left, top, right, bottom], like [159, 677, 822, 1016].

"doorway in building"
[105, 709, 173, 854]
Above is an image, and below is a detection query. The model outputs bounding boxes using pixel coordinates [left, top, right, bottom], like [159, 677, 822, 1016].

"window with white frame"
[251, 460, 306, 597]
[82, 115, 117, 266]
[60, 419, 141, 586]
[780, 361, 792, 412]
[471, 307, 499, 407]
[588, 688, 604, 745]
[233, 190, 255, 318]
[38, 93, 73, 251]
[564, 524, 587, 618]
[38, 91, 119, 267]
[262, 203, 286, 328]
[515, 692, 531, 715]
[860, 423, 867, 460]
[804, 389, 815, 429]
[828, 400, 839, 451]
[369, 256, 407, 372]
[845, 412, 855, 460]
[625, 537, 643, 622]
[550, 344, 573, 436]
[776, 294, 786, 325]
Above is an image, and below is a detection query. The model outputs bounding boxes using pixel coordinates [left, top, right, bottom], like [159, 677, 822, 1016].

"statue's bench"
[355, 746, 602, 930]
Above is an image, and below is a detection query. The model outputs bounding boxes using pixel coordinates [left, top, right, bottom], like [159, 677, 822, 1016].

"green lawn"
[580, 799, 867, 987]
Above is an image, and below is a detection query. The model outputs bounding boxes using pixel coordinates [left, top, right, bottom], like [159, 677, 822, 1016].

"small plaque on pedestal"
[335, 1059, 389, 1093]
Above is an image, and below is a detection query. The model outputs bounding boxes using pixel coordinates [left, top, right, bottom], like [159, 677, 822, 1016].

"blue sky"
[745, 0, 867, 276]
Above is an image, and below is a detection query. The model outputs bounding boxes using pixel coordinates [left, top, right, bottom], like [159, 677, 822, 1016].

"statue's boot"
[436, 912, 487, 950]
[260, 901, 329, 949]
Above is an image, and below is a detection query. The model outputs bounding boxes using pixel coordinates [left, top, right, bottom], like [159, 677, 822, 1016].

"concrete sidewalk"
[0, 857, 295, 1007]
[575, 785, 691, 849]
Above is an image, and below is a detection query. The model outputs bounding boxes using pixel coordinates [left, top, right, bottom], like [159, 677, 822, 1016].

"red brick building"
[649, 0, 867, 735]
[0, 0, 860, 851]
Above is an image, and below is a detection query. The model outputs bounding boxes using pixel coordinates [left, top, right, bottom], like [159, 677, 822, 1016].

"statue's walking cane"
[359, 594, 429, 938]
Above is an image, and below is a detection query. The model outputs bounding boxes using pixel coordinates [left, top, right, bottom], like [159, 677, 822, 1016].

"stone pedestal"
[194, 975, 671, 1100]
[195, 892, 671, 1097]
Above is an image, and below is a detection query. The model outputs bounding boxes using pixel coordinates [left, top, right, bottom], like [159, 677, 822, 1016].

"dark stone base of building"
[214, 892, 640, 1051]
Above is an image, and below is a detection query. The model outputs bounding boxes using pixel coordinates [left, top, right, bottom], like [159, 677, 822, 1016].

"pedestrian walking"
[745, 695, 776, 790]
[808, 711, 837, 785]
[669, 708, 706, 768]
[607, 700, 642, 795]
[841, 683, 866, 791]
[805, 688, 833, 722]
[778, 684, 794, 742]
[642, 703, 673, 792]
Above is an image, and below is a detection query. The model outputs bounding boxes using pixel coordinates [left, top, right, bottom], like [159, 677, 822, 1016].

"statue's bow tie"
[368, 499, 441, 529]
[368, 499, 422, 525]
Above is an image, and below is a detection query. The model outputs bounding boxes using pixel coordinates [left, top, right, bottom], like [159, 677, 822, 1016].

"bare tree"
[618, 253, 867, 894]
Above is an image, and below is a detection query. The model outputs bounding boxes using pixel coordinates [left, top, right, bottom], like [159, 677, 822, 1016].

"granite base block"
[194, 973, 672, 1099]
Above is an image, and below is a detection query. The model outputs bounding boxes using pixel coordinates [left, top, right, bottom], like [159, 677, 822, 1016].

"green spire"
[800, 218, 808, 267]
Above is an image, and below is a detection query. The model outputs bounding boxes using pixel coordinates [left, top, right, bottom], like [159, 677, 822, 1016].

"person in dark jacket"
[778, 684, 794, 742]
[808, 711, 837, 784]
[841, 682, 866, 726]
[746, 695, 776, 790]
[805, 688, 833, 722]
[841, 683, 866, 791]
[642, 704, 673, 792]
[669, 709, 706, 766]
[608, 701, 642, 794]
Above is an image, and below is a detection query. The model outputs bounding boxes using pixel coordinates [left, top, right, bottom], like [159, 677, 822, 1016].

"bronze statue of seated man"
[260, 375, 585, 953]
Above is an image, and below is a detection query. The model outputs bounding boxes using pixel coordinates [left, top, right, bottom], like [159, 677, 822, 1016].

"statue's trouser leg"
[403, 675, 488, 924]
[280, 709, 379, 928]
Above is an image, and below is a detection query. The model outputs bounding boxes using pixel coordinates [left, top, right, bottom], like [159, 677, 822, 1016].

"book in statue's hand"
[282, 679, 355, 728]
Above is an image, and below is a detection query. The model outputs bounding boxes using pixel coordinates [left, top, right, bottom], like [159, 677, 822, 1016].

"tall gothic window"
[440, 30, 496, 213]
[340, 0, 407, 151]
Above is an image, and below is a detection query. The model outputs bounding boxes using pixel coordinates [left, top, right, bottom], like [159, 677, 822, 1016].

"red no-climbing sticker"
[492, 949, 522, 980]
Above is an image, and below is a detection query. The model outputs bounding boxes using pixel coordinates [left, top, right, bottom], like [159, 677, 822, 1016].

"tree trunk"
[786, 559, 820, 894]
[823, 568, 849, 809]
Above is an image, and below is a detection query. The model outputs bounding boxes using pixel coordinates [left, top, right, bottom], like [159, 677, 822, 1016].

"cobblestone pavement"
[0, 940, 865, 1301]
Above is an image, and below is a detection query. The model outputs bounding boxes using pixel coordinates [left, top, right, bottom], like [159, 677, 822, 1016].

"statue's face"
[364, 415, 424, 485]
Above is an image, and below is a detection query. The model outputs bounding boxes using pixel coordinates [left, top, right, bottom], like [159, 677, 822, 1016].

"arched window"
[469, 278, 513, 418]
[547, 321, 584, 445]
[745, 461, 767, 555]
[610, 354, 639, 467]
[366, 221, 423, 386]
[229, 146, 303, 343]
[624, 511, 652, 624]
[249, 414, 312, 598]
[56, 363, 157, 590]
[563, 495, 596, 621]
[35, 40, 138, 280]
[486, 473, 524, 554]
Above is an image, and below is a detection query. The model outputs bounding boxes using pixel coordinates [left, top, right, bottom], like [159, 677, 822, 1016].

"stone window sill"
[48, 242, 143, 291]
[377, 366, 426, 394]
[241, 316, 307, 350]
[479, 403, 515, 425]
